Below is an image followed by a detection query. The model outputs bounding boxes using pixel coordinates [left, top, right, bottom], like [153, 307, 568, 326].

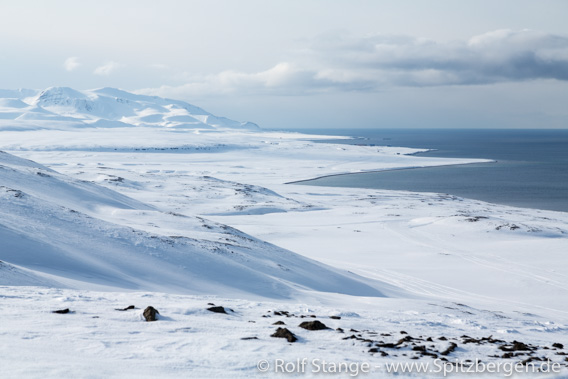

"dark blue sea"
[292, 129, 568, 213]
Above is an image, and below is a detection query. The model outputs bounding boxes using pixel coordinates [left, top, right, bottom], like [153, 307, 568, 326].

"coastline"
[285, 160, 497, 185]
[288, 128, 568, 213]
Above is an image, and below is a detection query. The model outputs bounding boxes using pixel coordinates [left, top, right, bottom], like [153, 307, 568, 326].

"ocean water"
[294, 129, 568, 213]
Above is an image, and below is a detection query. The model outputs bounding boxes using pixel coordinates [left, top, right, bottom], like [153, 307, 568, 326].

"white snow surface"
[0, 88, 567, 378]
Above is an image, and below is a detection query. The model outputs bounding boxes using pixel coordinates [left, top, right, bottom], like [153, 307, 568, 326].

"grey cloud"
[139, 30, 568, 99]
[311, 29, 568, 86]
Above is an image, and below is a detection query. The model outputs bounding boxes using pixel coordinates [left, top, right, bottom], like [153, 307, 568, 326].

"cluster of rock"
[257, 309, 568, 368]
[50, 304, 567, 369]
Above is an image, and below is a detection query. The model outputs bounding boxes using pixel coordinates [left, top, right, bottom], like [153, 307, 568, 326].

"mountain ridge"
[0, 86, 259, 130]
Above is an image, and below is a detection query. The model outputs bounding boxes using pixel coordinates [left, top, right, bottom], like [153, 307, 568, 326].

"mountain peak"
[0, 86, 259, 130]
[34, 86, 90, 105]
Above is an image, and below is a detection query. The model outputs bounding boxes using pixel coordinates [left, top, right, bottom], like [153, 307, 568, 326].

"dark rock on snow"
[271, 327, 297, 343]
[498, 341, 532, 352]
[440, 342, 458, 356]
[376, 342, 397, 348]
[143, 306, 159, 321]
[396, 336, 414, 345]
[116, 305, 136, 311]
[299, 320, 329, 330]
[52, 308, 70, 314]
[207, 306, 228, 314]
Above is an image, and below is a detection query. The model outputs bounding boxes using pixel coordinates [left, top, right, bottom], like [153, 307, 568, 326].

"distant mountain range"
[0, 86, 259, 130]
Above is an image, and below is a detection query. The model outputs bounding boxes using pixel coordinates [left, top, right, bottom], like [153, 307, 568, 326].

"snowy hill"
[0, 86, 258, 130]
[0, 150, 384, 298]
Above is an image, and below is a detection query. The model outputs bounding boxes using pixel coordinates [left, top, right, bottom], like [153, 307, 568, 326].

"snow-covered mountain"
[0, 86, 258, 130]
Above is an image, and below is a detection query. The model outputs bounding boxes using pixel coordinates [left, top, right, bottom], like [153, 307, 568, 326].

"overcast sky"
[1, 0, 567, 129]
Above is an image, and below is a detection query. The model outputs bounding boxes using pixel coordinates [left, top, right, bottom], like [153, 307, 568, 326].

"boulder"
[298, 320, 329, 331]
[271, 327, 297, 343]
[207, 306, 227, 314]
[143, 306, 159, 321]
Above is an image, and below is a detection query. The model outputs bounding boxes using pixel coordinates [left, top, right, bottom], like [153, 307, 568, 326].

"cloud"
[139, 63, 324, 97]
[63, 57, 81, 71]
[310, 29, 568, 86]
[93, 61, 123, 76]
[138, 30, 568, 98]
[138, 62, 376, 99]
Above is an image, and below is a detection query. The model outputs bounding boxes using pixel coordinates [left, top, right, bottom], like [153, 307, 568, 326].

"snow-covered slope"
[0, 86, 258, 130]
[0, 150, 385, 299]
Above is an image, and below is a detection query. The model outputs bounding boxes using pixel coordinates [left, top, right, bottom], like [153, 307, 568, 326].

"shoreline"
[286, 160, 568, 214]
[285, 160, 496, 185]
[285, 159, 568, 214]
[292, 128, 568, 213]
